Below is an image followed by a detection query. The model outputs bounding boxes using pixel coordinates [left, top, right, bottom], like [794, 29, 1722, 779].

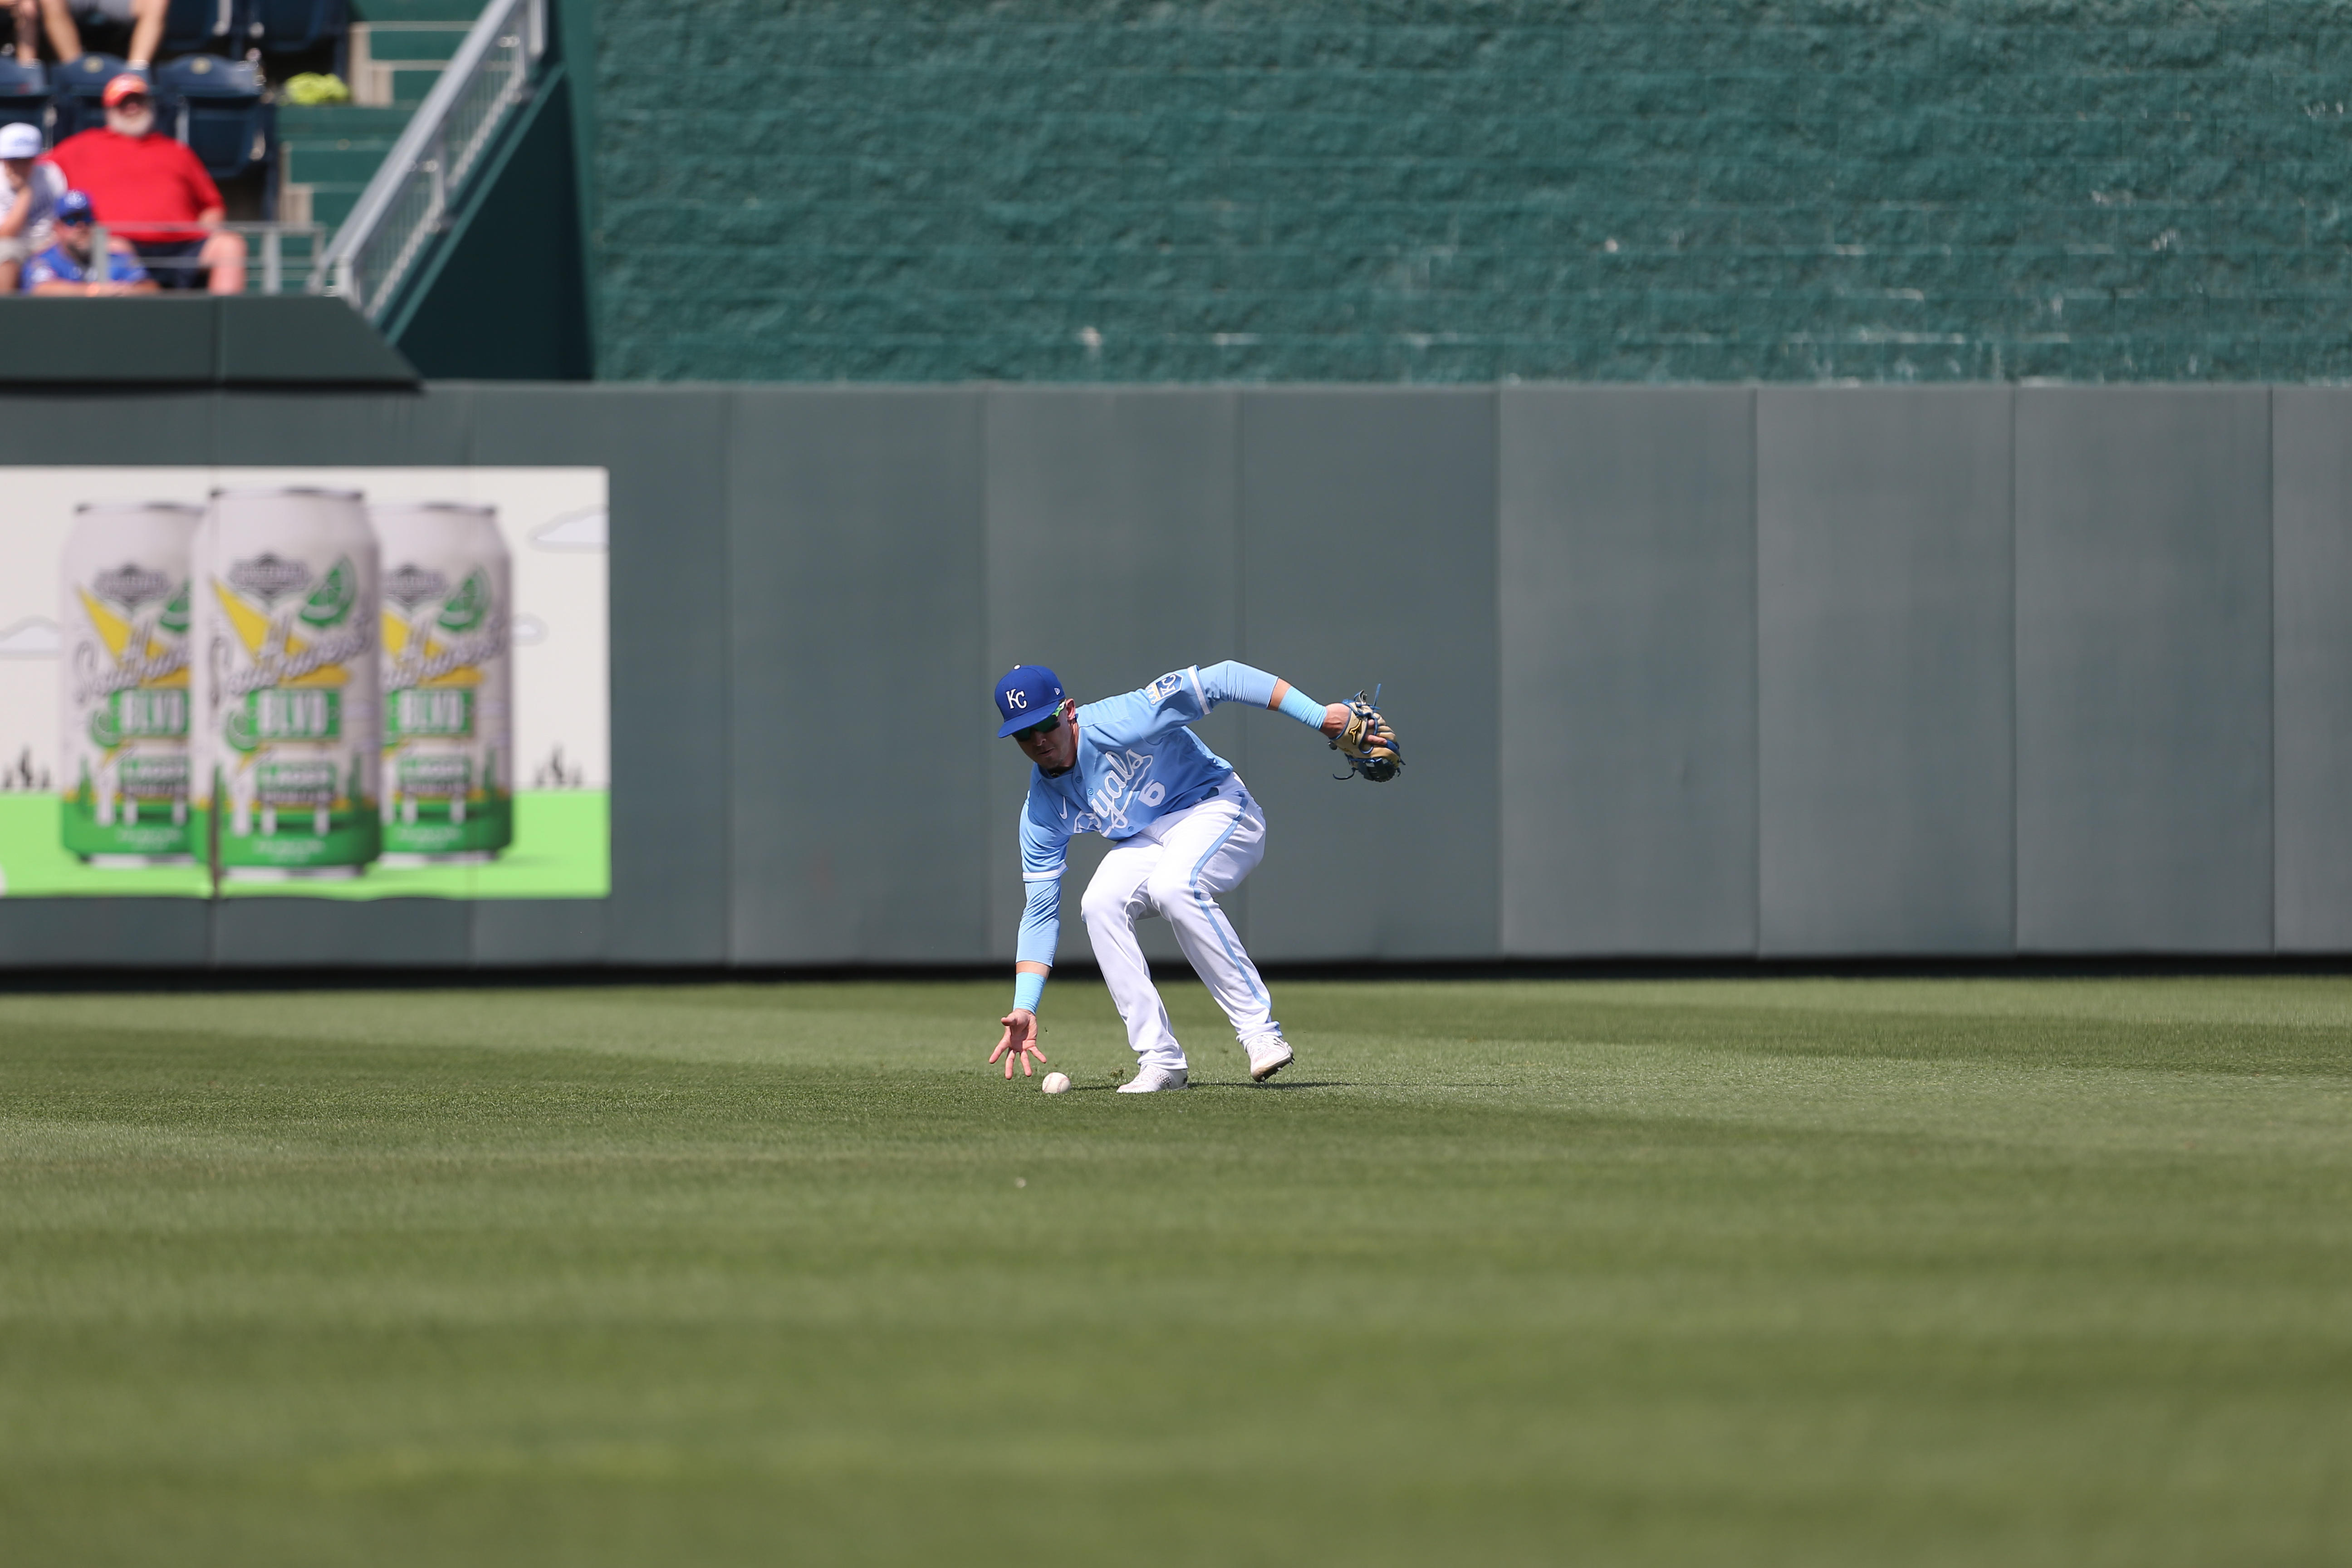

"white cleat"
[1117, 1063, 1188, 1093]
[1245, 1034, 1294, 1083]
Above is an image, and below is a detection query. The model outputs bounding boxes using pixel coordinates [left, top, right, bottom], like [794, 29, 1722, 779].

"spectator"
[20, 187, 156, 293]
[43, 73, 243, 292]
[10, 0, 167, 70]
[0, 120, 66, 294]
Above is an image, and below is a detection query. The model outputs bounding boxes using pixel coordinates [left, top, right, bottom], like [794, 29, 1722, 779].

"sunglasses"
[1014, 713, 1062, 741]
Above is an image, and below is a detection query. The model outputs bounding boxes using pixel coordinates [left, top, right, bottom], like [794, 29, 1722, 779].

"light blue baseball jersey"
[1014, 660, 1314, 978]
[1019, 662, 1266, 880]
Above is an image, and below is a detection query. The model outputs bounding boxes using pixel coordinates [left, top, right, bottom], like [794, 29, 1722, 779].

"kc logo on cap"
[994, 664, 1065, 736]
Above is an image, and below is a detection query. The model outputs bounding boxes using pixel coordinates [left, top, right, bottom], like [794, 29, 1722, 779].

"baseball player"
[988, 661, 1398, 1093]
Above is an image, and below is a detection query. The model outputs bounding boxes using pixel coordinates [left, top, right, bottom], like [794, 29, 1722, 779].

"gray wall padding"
[0, 899, 211, 966]
[1237, 389, 1501, 961]
[1757, 387, 2015, 956]
[1500, 386, 1757, 956]
[2274, 389, 2352, 952]
[2014, 388, 2274, 953]
[730, 388, 990, 965]
[0, 383, 2340, 966]
[211, 899, 475, 968]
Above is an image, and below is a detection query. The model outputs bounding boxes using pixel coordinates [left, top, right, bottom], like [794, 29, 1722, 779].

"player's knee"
[1144, 865, 1195, 913]
[1079, 879, 1127, 926]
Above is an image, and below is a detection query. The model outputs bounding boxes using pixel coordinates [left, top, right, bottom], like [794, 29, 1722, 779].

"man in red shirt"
[42, 73, 245, 293]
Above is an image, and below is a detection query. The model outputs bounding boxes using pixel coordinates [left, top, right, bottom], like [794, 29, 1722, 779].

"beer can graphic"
[373, 501, 514, 862]
[191, 489, 382, 879]
[60, 501, 200, 864]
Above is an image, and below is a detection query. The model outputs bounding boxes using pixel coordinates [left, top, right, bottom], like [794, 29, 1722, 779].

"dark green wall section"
[392, 67, 596, 379]
[0, 297, 418, 387]
[590, 0, 2352, 383]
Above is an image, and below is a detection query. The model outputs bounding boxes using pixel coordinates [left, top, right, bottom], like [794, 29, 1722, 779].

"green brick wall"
[592, 0, 2352, 382]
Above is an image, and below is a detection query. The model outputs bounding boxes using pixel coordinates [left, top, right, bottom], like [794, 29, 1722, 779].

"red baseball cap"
[102, 73, 150, 108]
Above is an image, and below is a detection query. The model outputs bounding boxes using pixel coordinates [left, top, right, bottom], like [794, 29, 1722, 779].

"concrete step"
[347, 15, 476, 105]
[276, 104, 415, 138]
[305, 186, 363, 230]
[274, 184, 351, 226]
[277, 106, 409, 232]
[346, 47, 456, 107]
[357, 22, 469, 60]
[387, 65, 444, 105]
[282, 142, 395, 183]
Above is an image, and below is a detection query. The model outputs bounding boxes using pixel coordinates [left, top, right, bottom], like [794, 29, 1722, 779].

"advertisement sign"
[0, 467, 608, 900]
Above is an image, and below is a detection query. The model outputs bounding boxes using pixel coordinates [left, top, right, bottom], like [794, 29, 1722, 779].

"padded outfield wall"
[1, 382, 2349, 968]
[592, 0, 2352, 383]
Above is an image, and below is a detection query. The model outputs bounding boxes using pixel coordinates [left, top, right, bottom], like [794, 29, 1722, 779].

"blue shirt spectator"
[20, 187, 155, 293]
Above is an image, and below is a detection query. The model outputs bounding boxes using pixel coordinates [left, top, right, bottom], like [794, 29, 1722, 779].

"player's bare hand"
[990, 1008, 1048, 1078]
[1320, 702, 1350, 739]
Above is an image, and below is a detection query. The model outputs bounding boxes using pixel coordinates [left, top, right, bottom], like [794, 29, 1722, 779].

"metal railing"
[310, 0, 545, 320]
[239, 222, 329, 294]
[50, 223, 328, 293]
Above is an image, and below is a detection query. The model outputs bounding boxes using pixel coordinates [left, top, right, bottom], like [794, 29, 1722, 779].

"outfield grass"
[2, 975, 2347, 1566]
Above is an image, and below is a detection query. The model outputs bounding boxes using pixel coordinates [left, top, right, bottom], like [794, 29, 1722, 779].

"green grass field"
[3, 975, 2347, 1566]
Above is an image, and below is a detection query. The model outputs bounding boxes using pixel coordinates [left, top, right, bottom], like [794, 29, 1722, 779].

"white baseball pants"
[1080, 785, 1275, 1073]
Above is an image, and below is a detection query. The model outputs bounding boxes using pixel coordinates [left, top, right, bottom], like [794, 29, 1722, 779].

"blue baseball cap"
[995, 664, 1065, 737]
[55, 190, 94, 225]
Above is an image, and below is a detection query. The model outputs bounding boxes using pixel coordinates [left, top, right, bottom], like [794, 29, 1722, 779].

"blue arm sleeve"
[1195, 659, 1326, 729]
[1013, 970, 1045, 1013]
[1195, 660, 1279, 709]
[1277, 686, 1326, 727]
[1013, 879, 1059, 1011]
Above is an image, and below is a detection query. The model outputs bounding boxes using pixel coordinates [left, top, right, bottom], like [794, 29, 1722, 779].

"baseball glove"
[1331, 691, 1403, 783]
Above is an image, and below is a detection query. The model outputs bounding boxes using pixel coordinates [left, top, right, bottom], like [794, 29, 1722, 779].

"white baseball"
[1040, 1072, 1072, 1095]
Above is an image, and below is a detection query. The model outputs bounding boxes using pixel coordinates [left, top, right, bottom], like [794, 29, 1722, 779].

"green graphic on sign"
[387, 687, 472, 739]
[436, 568, 491, 633]
[224, 688, 342, 755]
[86, 687, 189, 750]
[298, 556, 357, 628]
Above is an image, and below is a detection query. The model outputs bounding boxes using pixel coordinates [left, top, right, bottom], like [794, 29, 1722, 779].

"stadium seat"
[162, 0, 247, 57]
[250, 0, 348, 57]
[0, 59, 47, 136]
[49, 54, 135, 141]
[160, 54, 270, 181]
